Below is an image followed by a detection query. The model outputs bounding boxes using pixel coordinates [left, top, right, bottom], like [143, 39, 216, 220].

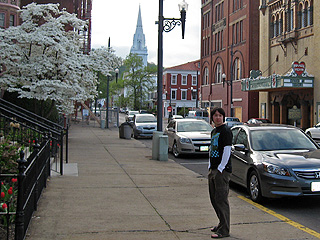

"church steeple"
[130, 5, 148, 67]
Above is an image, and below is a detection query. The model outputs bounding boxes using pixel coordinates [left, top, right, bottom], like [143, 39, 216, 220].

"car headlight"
[263, 163, 290, 176]
[179, 137, 192, 144]
[136, 126, 143, 130]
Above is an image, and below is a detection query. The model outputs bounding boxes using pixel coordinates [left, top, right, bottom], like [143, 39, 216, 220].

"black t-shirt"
[209, 124, 232, 173]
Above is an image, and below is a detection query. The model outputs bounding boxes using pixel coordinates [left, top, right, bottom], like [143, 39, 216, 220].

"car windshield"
[136, 115, 157, 123]
[129, 111, 139, 115]
[177, 121, 212, 132]
[250, 129, 317, 151]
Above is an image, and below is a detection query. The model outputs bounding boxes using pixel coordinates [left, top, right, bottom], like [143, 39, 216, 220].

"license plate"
[311, 182, 320, 192]
[200, 146, 209, 151]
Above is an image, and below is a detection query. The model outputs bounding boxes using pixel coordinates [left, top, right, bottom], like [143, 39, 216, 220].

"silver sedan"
[164, 119, 213, 158]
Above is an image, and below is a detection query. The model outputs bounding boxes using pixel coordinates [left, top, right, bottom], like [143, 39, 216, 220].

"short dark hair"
[211, 107, 225, 122]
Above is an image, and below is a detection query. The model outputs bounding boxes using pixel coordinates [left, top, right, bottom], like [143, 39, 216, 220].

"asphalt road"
[119, 113, 320, 236]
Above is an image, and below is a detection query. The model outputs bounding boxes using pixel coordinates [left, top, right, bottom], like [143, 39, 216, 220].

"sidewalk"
[25, 122, 319, 240]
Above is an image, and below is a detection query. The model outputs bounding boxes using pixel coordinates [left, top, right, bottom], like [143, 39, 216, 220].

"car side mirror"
[234, 144, 248, 152]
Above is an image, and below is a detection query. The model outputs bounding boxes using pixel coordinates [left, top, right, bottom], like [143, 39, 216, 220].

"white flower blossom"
[0, 3, 122, 115]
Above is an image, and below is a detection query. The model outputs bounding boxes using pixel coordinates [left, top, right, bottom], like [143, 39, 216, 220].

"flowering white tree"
[0, 3, 121, 116]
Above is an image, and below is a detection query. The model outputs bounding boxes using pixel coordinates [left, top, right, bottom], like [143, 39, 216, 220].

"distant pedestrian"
[208, 107, 232, 238]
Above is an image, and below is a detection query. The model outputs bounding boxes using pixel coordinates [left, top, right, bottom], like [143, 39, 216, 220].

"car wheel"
[172, 141, 180, 158]
[248, 171, 263, 202]
[134, 132, 138, 139]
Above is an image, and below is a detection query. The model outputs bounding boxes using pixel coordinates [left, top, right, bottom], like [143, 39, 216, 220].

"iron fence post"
[60, 129, 64, 175]
[65, 124, 69, 164]
[33, 140, 40, 211]
[15, 150, 27, 240]
[48, 132, 52, 177]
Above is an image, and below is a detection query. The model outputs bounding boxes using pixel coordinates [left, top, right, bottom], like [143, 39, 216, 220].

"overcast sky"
[91, 0, 201, 68]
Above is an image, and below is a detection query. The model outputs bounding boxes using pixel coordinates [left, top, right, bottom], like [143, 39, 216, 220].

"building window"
[9, 15, 15, 27]
[232, 21, 243, 44]
[215, 63, 222, 83]
[290, 8, 294, 31]
[171, 75, 177, 85]
[192, 75, 197, 86]
[215, 2, 224, 23]
[233, 58, 241, 80]
[181, 89, 187, 100]
[203, 67, 209, 85]
[203, 11, 210, 29]
[239, 21, 243, 42]
[298, 4, 303, 29]
[0, 13, 5, 29]
[171, 89, 177, 100]
[191, 89, 197, 100]
[221, 30, 224, 48]
[308, 6, 313, 26]
[233, 0, 242, 12]
[215, 30, 223, 51]
[182, 75, 187, 85]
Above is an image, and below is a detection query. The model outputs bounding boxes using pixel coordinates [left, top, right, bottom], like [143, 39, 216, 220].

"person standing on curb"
[208, 107, 232, 238]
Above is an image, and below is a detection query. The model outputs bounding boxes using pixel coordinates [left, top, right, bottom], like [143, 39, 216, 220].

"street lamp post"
[191, 87, 195, 110]
[156, 0, 188, 131]
[196, 70, 199, 109]
[106, 68, 119, 128]
[222, 45, 235, 117]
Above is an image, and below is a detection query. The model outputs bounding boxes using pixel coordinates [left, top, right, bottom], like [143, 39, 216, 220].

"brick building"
[0, 0, 20, 29]
[200, 0, 260, 122]
[163, 60, 200, 118]
[20, 0, 92, 54]
[242, 0, 315, 130]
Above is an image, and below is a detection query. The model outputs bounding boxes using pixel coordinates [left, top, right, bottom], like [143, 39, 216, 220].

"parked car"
[164, 119, 213, 158]
[139, 109, 151, 114]
[168, 114, 183, 123]
[305, 122, 320, 140]
[131, 113, 157, 139]
[247, 118, 271, 124]
[230, 124, 320, 202]
[119, 107, 127, 113]
[225, 117, 243, 128]
[125, 110, 139, 122]
[185, 109, 209, 122]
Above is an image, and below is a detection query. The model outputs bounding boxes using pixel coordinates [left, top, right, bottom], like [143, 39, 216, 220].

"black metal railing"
[0, 99, 69, 239]
[0, 98, 68, 173]
[0, 143, 50, 240]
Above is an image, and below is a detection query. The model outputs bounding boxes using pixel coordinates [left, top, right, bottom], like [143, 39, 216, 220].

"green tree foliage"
[123, 54, 156, 110]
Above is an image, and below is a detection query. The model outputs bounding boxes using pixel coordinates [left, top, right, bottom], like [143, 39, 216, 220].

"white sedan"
[305, 123, 320, 140]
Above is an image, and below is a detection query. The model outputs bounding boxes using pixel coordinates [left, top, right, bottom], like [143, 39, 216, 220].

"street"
[119, 113, 320, 236]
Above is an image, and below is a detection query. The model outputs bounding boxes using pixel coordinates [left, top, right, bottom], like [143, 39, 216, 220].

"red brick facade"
[200, 0, 260, 122]
[0, 0, 20, 29]
[163, 60, 200, 117]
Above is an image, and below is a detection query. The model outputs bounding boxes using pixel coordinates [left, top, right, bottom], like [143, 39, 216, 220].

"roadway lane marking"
[180, 162, 208, 165]
[238, 195, 320, 239]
